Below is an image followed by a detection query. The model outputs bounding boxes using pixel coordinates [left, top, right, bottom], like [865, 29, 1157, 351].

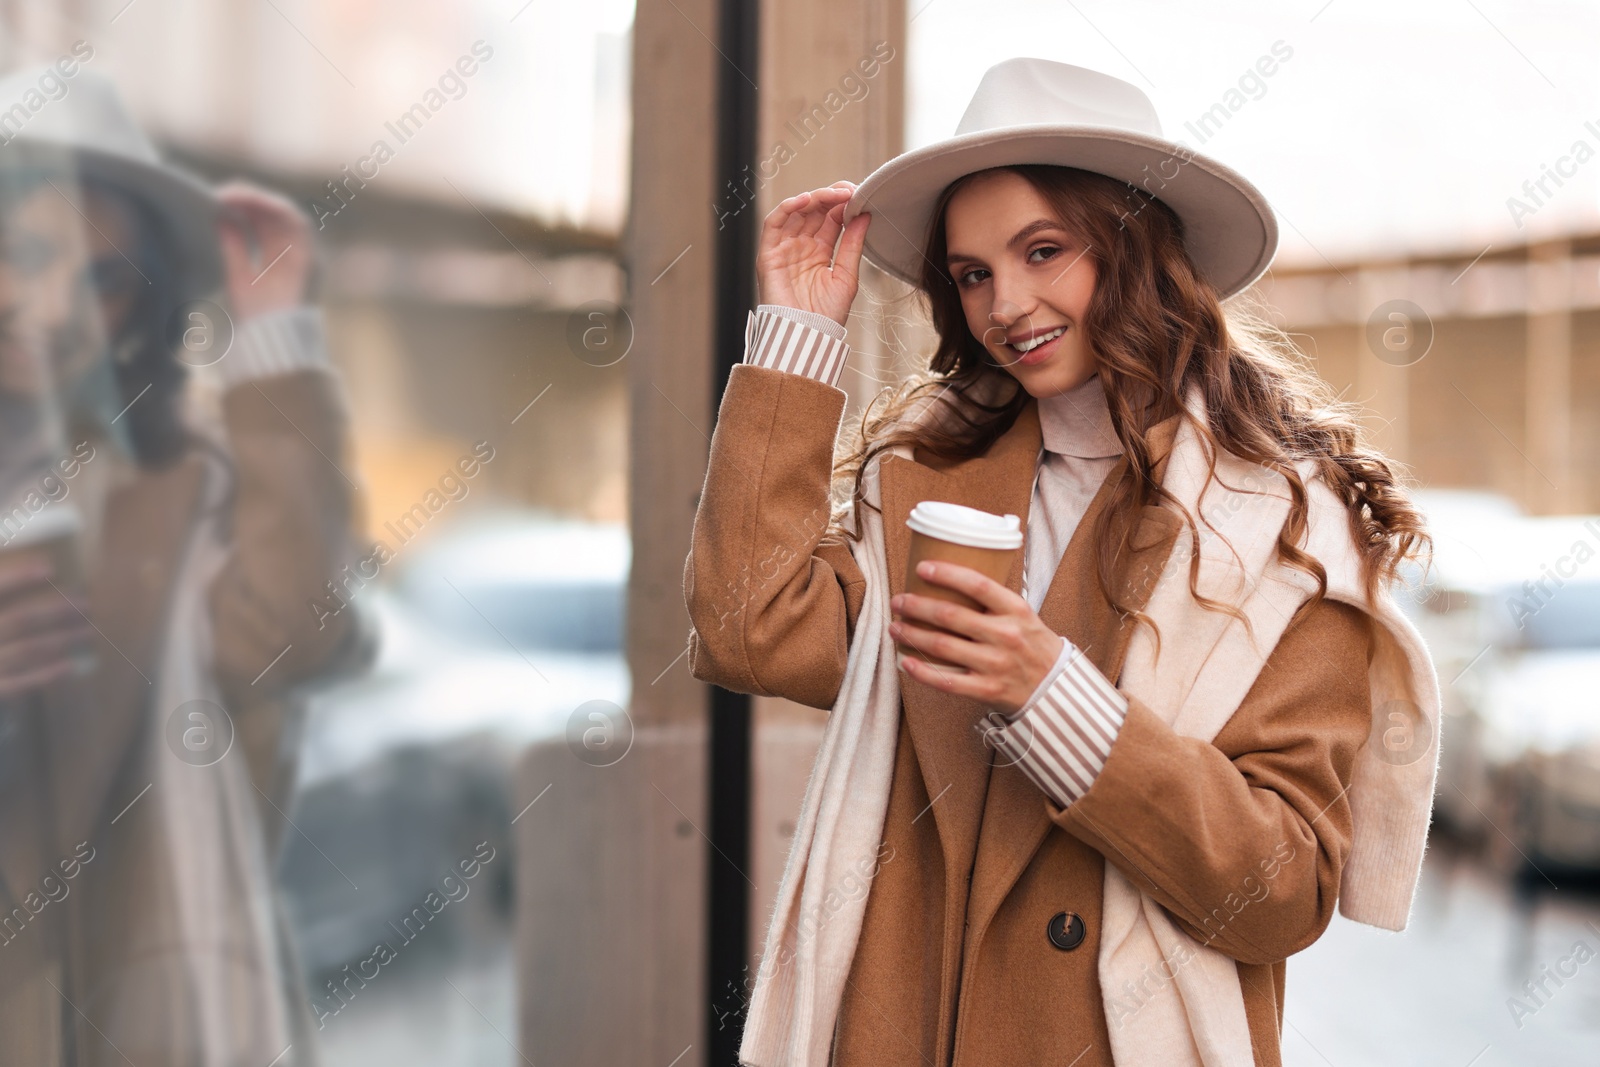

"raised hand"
[215, 180, 315, 322]
[755, 181, 870, 329]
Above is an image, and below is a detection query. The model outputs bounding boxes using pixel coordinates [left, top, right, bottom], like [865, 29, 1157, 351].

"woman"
[684, 60, 1440, 1066]
[0, 69, 367, 1067]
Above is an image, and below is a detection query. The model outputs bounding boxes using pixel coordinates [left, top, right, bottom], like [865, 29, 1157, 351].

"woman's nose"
[988, 294, 1037, 338]
[988, 271, 1037, 324]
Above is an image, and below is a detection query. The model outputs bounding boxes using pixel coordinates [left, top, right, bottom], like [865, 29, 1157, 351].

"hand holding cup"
[889, 502, 1063, 715]
[0, 554, 93, 698]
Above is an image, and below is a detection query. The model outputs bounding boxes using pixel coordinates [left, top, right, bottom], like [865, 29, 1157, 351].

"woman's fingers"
[891, 591, 994, 642]
[0, 625, 90, 669]
[0, 591, 86, 645]
[909, 561, 1025, 616]
[832, 211, 870, 285]
[777, 189, 851, 251]
[890, 619, 996, 673]
[890, 562, 1024, 638]
[791, 187, 853, 240]
[764, 186, 851, 237]
[214, 181, 312, 251]
[762, 192, 803, 233]
[0, 627, 91, 698]
[0, 661, 74, 699]
[898, 651, 997, 702]
[214, 178, 301, 216]
[0, 560, 92, 698]
[793, 197, 831, 239]
[812, 201, 846, 251]
[763, 190, 816, 245]
[0, 557, 51, 598]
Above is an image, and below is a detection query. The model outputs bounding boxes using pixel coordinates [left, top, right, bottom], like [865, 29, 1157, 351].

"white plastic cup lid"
[0, 500, 83, 550]
[906, 500, 1022, 550]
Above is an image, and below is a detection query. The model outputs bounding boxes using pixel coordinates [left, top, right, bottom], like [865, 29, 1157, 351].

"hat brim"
[0, 139, 222, 300]
[843, 124, 1277, 301]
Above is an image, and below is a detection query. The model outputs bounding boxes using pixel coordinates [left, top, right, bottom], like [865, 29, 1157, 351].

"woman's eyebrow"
[1006, 218, 1065, 249]
[946, 218, 1067, 265]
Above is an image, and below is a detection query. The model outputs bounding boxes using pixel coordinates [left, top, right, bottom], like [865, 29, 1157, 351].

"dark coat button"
[1048, 911, 1086, 951]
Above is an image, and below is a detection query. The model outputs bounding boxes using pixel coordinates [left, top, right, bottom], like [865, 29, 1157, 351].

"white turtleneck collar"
[1036, 371, 1122, 459]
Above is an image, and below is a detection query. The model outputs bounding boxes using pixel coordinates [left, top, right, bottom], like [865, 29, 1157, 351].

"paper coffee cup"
[0, 502, 94, 675]
[897, 501, 1022, 668]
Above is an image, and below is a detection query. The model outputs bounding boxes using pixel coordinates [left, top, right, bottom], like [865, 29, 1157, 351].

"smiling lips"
[1003, 324, 1067, 364]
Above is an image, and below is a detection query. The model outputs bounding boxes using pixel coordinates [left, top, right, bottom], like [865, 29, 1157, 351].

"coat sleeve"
[208, 312, 371, 703]
[683, 362, 867, 710]
[1052, 596, 1376, 965]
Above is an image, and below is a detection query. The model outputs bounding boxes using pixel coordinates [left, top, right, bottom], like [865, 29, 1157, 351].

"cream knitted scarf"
[738, 382, 1441, 1067]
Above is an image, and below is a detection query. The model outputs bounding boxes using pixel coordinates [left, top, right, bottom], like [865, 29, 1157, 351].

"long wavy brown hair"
[834, 164, 1431, 648]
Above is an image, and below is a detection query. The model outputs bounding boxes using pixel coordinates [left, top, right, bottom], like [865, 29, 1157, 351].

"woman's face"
[0, 181, 134, 401]
[0, 183, 94, 397]
[942, 169, 1098, 398]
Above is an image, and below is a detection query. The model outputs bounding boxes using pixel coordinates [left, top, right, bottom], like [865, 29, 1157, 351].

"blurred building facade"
[0, 0, 633, 538]
[1265, 237, 1599, 518]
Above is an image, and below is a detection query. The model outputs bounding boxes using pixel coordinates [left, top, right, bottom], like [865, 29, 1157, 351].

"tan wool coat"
[0, 369, 367, 1067]
[684, 364, 1376, 1067]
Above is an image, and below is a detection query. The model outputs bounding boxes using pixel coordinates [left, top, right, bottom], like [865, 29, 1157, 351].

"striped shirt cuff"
[976, 638, 1129, 808]
[216, 307, 333, 390]
[742, 306, 850, 387]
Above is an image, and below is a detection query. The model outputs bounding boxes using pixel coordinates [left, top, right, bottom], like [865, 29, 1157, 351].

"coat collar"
[878, 389, 1185, 937]
[1037, 371, 1122, 458]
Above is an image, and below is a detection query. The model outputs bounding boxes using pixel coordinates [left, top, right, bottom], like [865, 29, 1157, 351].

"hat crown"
[955, 58, 1163, 139]
[0, 67, 159, 164]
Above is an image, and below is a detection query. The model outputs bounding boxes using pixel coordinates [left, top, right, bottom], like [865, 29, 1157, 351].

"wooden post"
[1525, 240, 1573, 514]
[516, 0, 722, 1063]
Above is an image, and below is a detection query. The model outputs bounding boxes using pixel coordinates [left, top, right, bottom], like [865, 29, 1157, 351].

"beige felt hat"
[843, 58, 1278, 301]
[0, 66, 221, 299]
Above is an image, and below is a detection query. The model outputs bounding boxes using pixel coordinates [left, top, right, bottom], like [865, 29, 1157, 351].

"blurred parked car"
[1399, 491, 1526, 836]
[1406, 491, 1600, 873]
[276, 512, 630, 975]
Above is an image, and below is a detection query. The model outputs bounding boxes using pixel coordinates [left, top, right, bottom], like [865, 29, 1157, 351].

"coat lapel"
[963, 413, 1187, 945]
[879, 400, 1041, 895]
[45, 454, 206, 854]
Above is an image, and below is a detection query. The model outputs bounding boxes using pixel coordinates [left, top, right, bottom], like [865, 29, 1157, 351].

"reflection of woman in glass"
[0, 69, 368, 1067]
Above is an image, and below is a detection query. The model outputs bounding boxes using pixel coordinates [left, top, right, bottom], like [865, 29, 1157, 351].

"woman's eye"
[956, 267, 988, 287]
[1028, 245, 1061, 264]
